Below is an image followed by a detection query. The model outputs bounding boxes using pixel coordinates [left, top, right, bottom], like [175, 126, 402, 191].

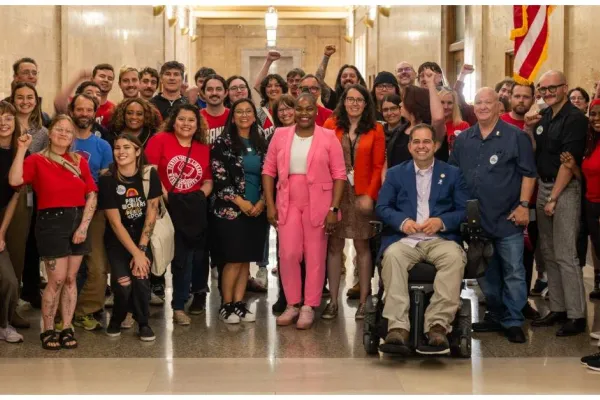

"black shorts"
[35, 207, 91, 259]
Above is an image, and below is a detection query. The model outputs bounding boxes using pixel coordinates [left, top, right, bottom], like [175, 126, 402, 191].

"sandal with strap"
[40, 329, 61, 351]
[59, 328, 78, 349]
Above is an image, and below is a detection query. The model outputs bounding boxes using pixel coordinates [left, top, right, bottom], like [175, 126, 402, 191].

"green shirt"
[242, 138, 261, 203]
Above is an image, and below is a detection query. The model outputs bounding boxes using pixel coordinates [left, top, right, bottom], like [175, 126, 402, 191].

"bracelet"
[138, 244, 148, 252]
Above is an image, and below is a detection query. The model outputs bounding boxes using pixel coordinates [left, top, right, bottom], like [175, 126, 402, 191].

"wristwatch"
[329, 206, 339, 213]
[547, 196, 556, 203]
[519, 201, 529, 208]
[139, 244, 148, 252]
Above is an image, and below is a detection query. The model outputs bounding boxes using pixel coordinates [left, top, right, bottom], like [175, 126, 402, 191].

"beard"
[74, 117, 92, 129]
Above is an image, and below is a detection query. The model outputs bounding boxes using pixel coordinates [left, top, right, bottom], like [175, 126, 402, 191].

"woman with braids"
[99, 134, 161, 341]
[9, 115, 98, 350]
[108, 97, 158, 148]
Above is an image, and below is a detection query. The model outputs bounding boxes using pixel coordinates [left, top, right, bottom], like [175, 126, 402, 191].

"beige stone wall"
[0, 5, 193, 113]
[565, 6, 600, 93]
[194, 20, 346, 89]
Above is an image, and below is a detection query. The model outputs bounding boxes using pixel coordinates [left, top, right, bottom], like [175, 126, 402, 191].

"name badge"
[536, 126, 544, 135]
[489, 155, 498, 165]
[347, 170, 355, 186]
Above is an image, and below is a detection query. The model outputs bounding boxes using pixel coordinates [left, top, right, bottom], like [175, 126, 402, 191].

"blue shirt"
[196, 98, 207, 110]
[72, 134, 113, 183]
[241, 138, 262, 204]
[449, 119, 536, 239]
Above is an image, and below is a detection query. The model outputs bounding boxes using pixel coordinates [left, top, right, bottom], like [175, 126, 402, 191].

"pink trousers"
[278, 175, 327, 307]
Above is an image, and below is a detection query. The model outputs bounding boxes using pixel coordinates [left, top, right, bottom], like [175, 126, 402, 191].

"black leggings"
[107, 244, 152, 327]
[585, 199, 600, 260]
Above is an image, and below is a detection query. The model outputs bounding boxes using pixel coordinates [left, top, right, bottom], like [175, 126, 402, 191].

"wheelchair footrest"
[378, 343, 412, 356]
[415, 344, 451, 356]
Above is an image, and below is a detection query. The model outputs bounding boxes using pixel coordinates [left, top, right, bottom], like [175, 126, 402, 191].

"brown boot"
[427, 324, 449, 347]
[11, 312, 31, 329]
[385, 328, 410, 345]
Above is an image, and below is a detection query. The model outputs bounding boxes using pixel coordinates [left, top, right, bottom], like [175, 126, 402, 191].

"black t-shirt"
[386, 122, 449, 168]
[98, 168, 162, 247]
[0, 148, 14, 210]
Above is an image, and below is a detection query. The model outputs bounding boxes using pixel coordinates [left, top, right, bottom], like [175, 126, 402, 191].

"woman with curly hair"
[108, 98, 158, 148]
[257, 74, 288, 140]
[322, 84, 386, 321]
[145, 104, 213, 325]
[210, 98, 268, 323]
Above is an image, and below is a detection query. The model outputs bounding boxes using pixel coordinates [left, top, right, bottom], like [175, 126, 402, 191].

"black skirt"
[210, 211, 269, 265]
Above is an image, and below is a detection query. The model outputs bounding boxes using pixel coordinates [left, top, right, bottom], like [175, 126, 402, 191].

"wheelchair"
[363, 199, 491, 358]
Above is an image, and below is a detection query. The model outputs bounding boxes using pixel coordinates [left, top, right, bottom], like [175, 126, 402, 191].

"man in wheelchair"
[375, 124, 470, 355]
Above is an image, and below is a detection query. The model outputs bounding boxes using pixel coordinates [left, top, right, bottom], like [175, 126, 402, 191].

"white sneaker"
[219, 303, 240, 324]
[211, 267, 219, 281]
[121, 313, 135, 329]
[234, 302, 256, 322]
[105, 294, 114, 308]
[150, 292, 164, 306]
[590, 331, 600, 340]
[256, 267, 268, 288]
[0, 325, 24, 343]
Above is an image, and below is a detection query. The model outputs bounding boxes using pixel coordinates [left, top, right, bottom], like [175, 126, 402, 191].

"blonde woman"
[439, 88, 470, 154]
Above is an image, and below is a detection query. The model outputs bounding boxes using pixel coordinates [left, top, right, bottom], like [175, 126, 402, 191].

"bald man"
[395, 61, 417, 88]
[450, 87, 537, 344]
[525, 70, 588, 336]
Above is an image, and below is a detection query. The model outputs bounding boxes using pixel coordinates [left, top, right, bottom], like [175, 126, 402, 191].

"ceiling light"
[265, 7, 278, 30]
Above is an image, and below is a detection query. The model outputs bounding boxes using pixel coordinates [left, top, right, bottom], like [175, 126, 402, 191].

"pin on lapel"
[438, 173, 445, 185]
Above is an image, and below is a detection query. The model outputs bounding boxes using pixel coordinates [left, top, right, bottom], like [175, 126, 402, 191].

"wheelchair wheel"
[363, 333, 380, 355]
[450, 298, 472, 358]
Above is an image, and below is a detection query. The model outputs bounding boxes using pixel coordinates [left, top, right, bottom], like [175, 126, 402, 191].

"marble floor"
[2, 238, 600, 394]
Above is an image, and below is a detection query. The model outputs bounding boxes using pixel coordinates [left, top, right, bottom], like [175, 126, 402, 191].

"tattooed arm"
[72, 192, 97, 244]
[316, 45, 336, 104]
[139, 197, 159, 248]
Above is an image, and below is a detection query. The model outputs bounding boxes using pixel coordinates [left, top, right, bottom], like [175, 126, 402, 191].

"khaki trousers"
[381, 238, 466, 333]
[75, 211, 108, 317]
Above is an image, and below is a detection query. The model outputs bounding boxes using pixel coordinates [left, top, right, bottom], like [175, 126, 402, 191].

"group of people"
[0, 45, 599, 370]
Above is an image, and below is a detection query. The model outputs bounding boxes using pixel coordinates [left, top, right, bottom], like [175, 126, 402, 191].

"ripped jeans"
[107, 243, 152, 327]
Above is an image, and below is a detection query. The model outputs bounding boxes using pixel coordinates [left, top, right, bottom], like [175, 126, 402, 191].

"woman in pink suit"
[262, 93, 346, 329]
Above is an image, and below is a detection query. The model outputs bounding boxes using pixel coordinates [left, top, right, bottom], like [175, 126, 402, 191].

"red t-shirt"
[21, 153, 97, 210]
[145, 132, 212, 194]
[445, 120, 470, 153]
[96, 100, 116, 128]
[583, 145, 600, 202]
[500, 113, 525, 130]
[201, 108, 230, 145]
[262, 114, 275, 139]
[316, 105, 333, 127]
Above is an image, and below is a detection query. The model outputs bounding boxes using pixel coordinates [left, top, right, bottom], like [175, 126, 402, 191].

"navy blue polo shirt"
[449, 119, 537, 239]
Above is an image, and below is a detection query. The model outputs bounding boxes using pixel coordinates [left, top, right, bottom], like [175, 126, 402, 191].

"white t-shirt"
[289, 134, 314, 174]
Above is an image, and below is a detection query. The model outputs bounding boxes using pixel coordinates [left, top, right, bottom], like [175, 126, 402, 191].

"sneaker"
[211, 266, 219, 281]
[296, 305, 315, 330]
[355, 303, 366, 320]
[581, 351, 600, 366]
[0, 325, 24, 343]
[219, 303, 241, 324]
[138, 325, 156, 342]
[152, 283, 166, 299]
[189, 293, 206, 315]
[121, 313, 135, 329]
[587, 358, 600, 372]
[590, 331, 600, 340]
[150, 292, 165, 306]
[106, 322, 121, 337]
[276, 305, 300, 326]
[104, 294, 114, 308]
[256, 267, 268, 289]
[530, 279, 548, 297]
[74, 314, 102, 331]
[173, 310, 191, 326]
[234, 302, 256, 322]
[321, 302, 338, 320]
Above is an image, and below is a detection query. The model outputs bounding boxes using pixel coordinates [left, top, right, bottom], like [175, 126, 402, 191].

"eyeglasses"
[376, 83, 396, 90]
[382, 106, 400, 113]
[300, 86, 320, 94]
[396, 67, 413, 74]
[537, 84, 565, 95]
[52, 127, 74, 136]
[278, 107, 295, 114]
[229, 85, 248, 92]
[345, 97, 365, 105]
[234, 110, 254, 116]
[0, 115, 15, 123]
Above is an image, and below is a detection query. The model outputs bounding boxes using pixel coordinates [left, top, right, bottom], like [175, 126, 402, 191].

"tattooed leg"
[62, 255, 83, 331]
[41, 257, 67, 331]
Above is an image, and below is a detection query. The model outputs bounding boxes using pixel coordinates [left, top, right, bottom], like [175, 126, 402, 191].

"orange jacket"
[323, 118, 386, 200]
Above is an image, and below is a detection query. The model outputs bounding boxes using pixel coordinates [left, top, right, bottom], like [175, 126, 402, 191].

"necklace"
[295, 133, 313, 141]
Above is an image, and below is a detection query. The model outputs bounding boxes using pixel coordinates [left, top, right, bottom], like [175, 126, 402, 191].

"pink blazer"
[262, 125, 347, 227]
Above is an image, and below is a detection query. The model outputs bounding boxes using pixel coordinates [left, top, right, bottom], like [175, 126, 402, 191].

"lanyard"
[348, 133, 359, 168]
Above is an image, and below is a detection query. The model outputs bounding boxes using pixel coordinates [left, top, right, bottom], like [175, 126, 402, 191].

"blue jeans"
[478, 232, 527, 328]
[172, 232, 205, 310]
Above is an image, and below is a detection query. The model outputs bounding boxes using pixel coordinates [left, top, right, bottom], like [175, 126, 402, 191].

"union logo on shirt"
[166, 155, 203, 191]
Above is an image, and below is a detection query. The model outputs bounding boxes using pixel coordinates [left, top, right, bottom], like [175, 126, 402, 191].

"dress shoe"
[522, 302, 540, 320]
[531, 311, 567, 327]
[556, 318, 586, 337]
[505, 326, 526, 343]
[472, 320, 503, 332]
[11, 312, 30, 329]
